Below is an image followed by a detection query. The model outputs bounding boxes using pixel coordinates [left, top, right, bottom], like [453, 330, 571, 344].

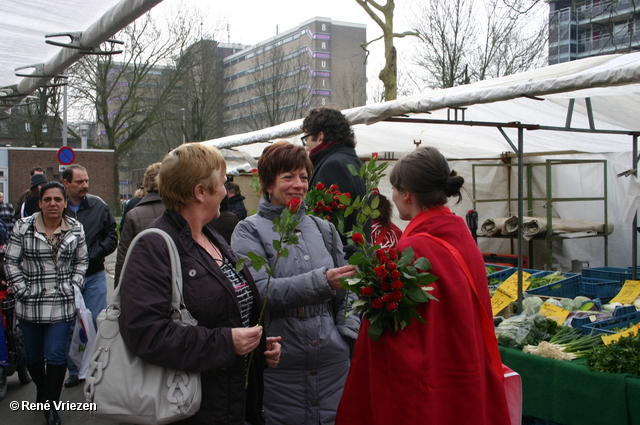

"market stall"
[500, 346, 640, 425]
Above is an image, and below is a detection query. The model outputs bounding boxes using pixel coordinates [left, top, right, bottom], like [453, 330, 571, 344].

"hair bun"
[444, 171, 464, 197]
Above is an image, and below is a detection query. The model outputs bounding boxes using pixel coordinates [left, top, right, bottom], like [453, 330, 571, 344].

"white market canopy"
[206, 52, 640, 158]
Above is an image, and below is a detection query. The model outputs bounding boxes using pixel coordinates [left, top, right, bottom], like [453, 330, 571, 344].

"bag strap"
[309, 215, 339, 267]
[413, 232, 504, 381]
[114, 228, 184, 313]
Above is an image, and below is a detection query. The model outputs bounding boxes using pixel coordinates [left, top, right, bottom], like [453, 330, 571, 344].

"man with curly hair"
[301, 108, 369, 244]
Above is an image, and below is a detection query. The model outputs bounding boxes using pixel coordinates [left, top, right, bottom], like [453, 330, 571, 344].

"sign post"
[57, 146, 76, 166]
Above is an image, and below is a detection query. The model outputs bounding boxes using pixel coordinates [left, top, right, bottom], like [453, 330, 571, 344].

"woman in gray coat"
[231, 141, 361, 425]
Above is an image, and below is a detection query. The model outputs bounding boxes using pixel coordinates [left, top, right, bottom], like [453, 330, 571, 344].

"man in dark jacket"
[62, 164, 118, 387]
[225, 182, 247, 220]
[302, 107, 369, 244]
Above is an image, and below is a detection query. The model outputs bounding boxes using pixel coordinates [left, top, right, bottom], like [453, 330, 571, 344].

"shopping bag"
[0, 312, 8, 367]
[69, 285, 96, 379]
[503, 364, 523, 425]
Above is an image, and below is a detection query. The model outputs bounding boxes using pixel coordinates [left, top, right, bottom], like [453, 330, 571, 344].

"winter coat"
[228, 194, 247, 220]
[309, 143, 370, 244]
[119, 210, 265, 425]
[65, 194, 118, 277]
[231, 198, 360, 425]
[4, 213, 88, 323]
[336, 207, 510, 425]
[114, 191, 165, 287]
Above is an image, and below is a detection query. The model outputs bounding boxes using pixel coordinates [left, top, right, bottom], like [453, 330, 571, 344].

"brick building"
[0, 147, 116, 212]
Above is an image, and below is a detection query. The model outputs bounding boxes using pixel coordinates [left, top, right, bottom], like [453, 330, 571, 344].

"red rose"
[316, 183, 325, 190]
[372, 187, 380, 196]
[360, 286, 373, 297]
[392, 290, 403, 301]
[391, 280, 403, 290]
[287, 198, 301, 213]
[387, 262, 397, 271]
[380, 282, 391, 292]
[376, 249, 385, 259]
[386, 302, 398, 311]
[338, 205, 346, 210]
[325, 215, 331, 221]
[251, 168, 258, 174]
[330, 184, 339, 191]
[372, 152, 379, 159]
[372, 298, 384, 309]
[382, 293, 393, 303]
[345, 192, 351, 199]
[330, 201, 338, 208]
[390, 270, 401, 280]
[322, 206, 332, 212]
[352, 233, 365, 246]
[379, 255, 389, 265]
[388, 249, 398, 260]
[316, 200, 324, 208]
[374, 265, 388, 277]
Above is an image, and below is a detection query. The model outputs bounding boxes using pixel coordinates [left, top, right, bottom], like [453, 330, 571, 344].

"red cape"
[336, 207, 510, 425]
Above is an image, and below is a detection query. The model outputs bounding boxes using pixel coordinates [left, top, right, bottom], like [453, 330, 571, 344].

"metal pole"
[62, 74, 68, 147]
[181, 108, 186, 144]
[517, 127, 524, 313]
[633, 134, 638, 279]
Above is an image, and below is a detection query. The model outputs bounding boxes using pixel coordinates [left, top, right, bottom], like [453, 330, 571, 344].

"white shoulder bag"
[84, 228, 201, 425]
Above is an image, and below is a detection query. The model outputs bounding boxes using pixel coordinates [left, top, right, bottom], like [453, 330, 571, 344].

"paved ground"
[0, 251, 122, 425]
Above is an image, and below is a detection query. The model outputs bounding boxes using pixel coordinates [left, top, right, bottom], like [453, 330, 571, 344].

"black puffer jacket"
[119, 210, 265, 425]
[65, 194, 118, 276]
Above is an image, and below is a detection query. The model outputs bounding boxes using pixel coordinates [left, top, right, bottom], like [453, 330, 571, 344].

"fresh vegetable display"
[585, 331, 640, 375]
[527, 271, 566, 290]
[522, 326, 603, 361]
[495, 314, 558, 348]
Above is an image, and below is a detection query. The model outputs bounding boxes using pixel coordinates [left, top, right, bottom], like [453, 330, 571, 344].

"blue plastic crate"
[526, 271, 582, 298]
[487, 267, 539, 281]
[582, 267, 634, 284]
[582, 277, 623, 300]
[582, 310, 640, 335]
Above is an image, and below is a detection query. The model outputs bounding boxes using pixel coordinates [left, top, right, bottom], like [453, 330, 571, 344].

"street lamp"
[180, 108, 186, 144]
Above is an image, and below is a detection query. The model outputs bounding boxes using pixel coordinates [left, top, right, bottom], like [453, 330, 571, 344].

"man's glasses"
[300, 134, 312, 146]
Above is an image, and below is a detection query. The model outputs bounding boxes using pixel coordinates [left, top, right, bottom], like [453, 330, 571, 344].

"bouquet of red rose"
[305, 182, 351, 234]
[341, 233, 439, 341]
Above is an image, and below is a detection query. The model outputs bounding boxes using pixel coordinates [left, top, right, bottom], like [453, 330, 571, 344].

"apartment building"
[223, 17, 367, 134]
[548, 0, 640, 64]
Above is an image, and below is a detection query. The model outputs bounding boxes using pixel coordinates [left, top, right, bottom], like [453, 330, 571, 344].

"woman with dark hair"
[231, 141, 360, 425]
[337, 147, 510, 425]
[370, 193, 403, 249]
[4, 181, 88, 425]
[119, 143, 281, 424]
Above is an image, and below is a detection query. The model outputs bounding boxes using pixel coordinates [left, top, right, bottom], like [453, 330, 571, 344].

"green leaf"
[370, 209, 381, 219]
[351, 299, 368, 309]
[370, 195, 380, 209]
[338, 194, 351, 205]
[235, 258, 246, 273]
[347, 251, 366, 265]
[247, 252, 267, 271]
[280, 247, 289, 258]
[397, 246, 415, 266]
[347, 163, 358, 176]
[273, 240, 282, 251]
[344, 206, 354, 217]
[417, 273, 438, 285]
[406, 286, 429, 302]
[341, 277, 361, 287]
[413, 257, 432, 271]
[368, 322, 383, 341]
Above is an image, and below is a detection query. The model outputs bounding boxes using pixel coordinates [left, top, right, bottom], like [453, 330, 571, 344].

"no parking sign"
[57, 146, 76, 165]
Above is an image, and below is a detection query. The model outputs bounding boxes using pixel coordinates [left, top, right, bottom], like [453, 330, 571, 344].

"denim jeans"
[67, 270, 107, 375]
[20, 320, 73, 365]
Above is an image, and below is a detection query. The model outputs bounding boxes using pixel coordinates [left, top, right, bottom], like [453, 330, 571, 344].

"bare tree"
[355, 0, 417, 101]
[4, 84, 65, 147]
[68, 10, 200, 212]
[235, 45, 311, 132]
[411, 0, 547, 89]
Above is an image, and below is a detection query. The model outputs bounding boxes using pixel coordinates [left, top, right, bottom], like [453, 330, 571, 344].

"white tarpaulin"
[205, 53, 640, 270]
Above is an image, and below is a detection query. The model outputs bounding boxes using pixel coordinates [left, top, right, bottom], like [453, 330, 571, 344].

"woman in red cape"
[336, 147, 510, 425]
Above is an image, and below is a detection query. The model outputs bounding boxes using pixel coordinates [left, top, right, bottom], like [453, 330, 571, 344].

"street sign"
[57, 146, 76, 165]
